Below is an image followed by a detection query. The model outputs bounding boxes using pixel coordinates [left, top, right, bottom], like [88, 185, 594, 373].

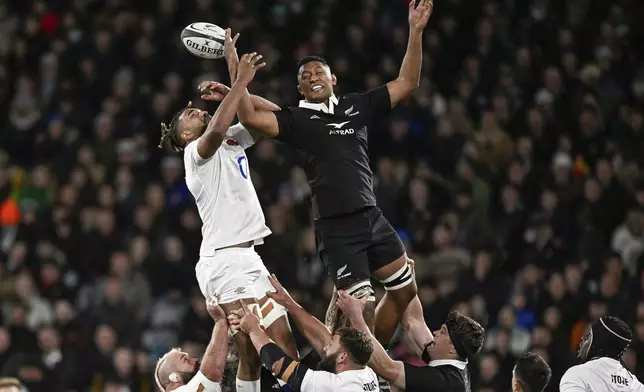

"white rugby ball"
[181, 22, 226, 59]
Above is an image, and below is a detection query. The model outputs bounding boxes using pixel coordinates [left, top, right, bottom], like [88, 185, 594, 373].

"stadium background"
[1, 0, 644, 391]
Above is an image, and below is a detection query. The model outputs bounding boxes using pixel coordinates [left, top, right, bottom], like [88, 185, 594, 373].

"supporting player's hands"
[199, 81, 230, 101]
[408, 0, 433, 32]
[336, 290, 368, 323]
[229, 301, 262, 334]
[266, 274, 296, 308]
[236, 52, 266, 86]
[206, 297, 227, 323]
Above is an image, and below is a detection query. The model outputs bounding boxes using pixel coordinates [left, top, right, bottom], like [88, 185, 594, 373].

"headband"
[599, 317, 631, 343]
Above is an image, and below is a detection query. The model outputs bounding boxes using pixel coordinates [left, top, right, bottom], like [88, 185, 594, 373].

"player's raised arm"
[237, 87, 281, 138]
[201, 302, 230, 383]
[336, 291, 406, 389]
[196, 52, 265, 159]
[400, 259, 434, 356]
[265, 275, 333, 356]
[386, 0, 433, 108]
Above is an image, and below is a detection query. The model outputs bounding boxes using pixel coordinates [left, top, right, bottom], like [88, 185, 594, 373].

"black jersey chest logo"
[326, 120, 356, 136]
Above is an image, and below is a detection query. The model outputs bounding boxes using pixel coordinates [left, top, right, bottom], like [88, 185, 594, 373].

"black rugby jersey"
[273, 86, 391, 219]
[404, 360, 470, 392]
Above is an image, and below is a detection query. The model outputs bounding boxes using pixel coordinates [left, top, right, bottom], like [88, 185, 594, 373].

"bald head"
[0, 378, 22, 392]
[154, 348, 200, 391]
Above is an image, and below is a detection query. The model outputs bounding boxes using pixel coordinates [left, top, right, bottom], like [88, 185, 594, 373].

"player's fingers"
[237, 300, 248, 314]
[232, 33, 240, 45]
[409, 0, 415, 10]
[247, 52, 257, 62]
[225, 28, 231, 40]
[250, 54, 263, 64]
[255, 62, 266, 69]
[268, 275, 281, 291]
[200, 81, 214, 91]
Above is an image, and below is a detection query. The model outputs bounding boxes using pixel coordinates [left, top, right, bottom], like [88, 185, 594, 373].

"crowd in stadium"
[0, 0, 643, 391]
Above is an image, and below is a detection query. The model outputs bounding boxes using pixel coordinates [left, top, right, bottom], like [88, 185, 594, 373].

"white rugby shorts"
[195, 247, 275, 305]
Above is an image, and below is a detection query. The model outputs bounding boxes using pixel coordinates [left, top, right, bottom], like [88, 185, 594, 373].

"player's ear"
[331, 74, 337, 87]
[338, 351, 348, 364]
[297, 84, 303, 95]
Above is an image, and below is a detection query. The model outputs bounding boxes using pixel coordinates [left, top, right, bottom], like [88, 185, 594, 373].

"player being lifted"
[158, 30, 297, 392]
[235, 0, 434, 347]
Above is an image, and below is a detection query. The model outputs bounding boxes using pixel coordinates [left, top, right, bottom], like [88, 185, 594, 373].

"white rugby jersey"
[300, 367, 379, 392]
[174, 371, 221, 392]
[560, 357, 644, 392]
[184, 123, 271, 256]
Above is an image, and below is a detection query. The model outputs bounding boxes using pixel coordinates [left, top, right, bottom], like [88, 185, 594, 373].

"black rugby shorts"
[315, 206, 406, 289]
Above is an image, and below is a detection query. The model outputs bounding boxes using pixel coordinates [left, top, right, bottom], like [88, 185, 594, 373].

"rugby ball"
[181, 22, 226, 59]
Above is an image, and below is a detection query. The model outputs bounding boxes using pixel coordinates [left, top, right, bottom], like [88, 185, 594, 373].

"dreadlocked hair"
[159, 101, 193, 152]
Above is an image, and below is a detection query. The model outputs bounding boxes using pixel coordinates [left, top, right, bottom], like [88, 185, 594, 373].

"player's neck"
[336, 362, 363, 373]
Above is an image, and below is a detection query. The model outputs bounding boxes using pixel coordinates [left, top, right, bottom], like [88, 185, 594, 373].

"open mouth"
[311, 84, 324, 92]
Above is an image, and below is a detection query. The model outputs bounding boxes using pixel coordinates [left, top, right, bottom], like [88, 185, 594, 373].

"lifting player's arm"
[200, 302, 231, 383]
[265, 275, 332, 356]
[400, 259, 433, 356]
[336, 291, 406, 389]
[386, 0, 433, 108]
[230, 302, 313, 392]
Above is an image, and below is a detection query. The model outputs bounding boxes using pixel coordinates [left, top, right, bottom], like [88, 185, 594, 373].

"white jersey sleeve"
[227, 123, 256, 149]
[174, 371, 221, 392]
[560, 367, 588, 392]
[185, 139, 214, 166]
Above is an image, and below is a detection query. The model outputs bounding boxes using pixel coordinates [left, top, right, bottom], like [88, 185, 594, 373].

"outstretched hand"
[237, 52, 266, 85]
[408, 0, 433, 32]
[223, 28, 240, 66]
[228, 301, 262, 334]
[335, 290, 367, 322]
[206, 297, 227, 322]
[199, 81, 230, 101]
[266, 274, 295, 308]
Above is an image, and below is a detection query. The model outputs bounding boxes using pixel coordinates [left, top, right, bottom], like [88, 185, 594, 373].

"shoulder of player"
[560, 364, 586, 382]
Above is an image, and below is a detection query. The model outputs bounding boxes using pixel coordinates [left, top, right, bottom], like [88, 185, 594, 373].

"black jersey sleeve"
[358, 85, 392, 117]
[273, 108, 298, 145]
[404, 363, 460, 392]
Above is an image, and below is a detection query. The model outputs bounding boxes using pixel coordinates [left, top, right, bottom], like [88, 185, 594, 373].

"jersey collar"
[428, 359, 468, 369]
[298, 94, 339, 114]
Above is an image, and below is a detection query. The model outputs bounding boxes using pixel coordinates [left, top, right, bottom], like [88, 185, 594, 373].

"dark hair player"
[512, 352, 551, 392]
[231, 0, 434, 351]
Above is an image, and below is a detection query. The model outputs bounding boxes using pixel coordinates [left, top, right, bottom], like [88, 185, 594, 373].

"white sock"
[236, 378, 261, 392]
